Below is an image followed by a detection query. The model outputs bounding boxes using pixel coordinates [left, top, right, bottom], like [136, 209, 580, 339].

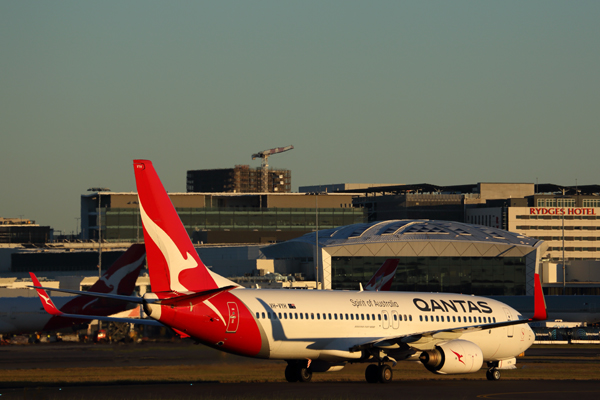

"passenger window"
[393, 314, 397, 321]
[294, 313, 298, 319]
[317, 313, 321, 320]
[478, 317, 482, 323]
[311, 313, 314, 320]
[419, 315, 423, 322]
[350, 314, 354, 320]
[378, 314, 381, 321]
[305, 313, 309, 319]
[468, 316, 472, 323]
[493, 317, 496, 323]
[409, 315, 412, 321]
[452, 316, 455, 322]
[262, 312, 266, 319]
[328, 313, 332, 320]
[436, 316, 439, 322]
[300, 313, 303, 319]
[366, 314, 370, 321]
[425, 315, 428, 322]
[371, 314, 375, 320]
[256, 312, 260, 319]
[334, 314, 338, 320]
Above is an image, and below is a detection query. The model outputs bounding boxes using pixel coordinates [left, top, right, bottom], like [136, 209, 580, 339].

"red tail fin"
[532, 273, 547, 321]
[133, 160, 217, 293]
[88, 243, 146, 295]
[365, 259, 399, 291]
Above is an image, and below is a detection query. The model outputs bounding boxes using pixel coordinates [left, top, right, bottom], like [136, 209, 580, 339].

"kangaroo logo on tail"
[134, 160, 218, 293]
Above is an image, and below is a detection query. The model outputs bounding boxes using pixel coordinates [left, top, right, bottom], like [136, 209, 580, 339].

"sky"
[1, 1, 599, 234]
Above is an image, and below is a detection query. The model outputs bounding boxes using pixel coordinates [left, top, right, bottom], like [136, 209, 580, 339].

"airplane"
[30, 160, 547, 383]
[0, 243, 146, 336]
[363, 259, 399, 291]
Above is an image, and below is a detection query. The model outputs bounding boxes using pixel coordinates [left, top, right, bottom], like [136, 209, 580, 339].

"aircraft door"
[382, 311, 390, 329]
[503, 308, 514, 338]
[391, 310, 399, 329]
[226, 302, 240, 333]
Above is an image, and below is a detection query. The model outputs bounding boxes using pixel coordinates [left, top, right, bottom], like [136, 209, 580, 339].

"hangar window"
[404, 225, 448, 234]
[454, 228, 472, 236]
[381, 221, 413, 235]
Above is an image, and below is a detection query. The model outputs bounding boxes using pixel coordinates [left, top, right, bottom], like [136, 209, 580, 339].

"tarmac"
[0, 342, 599, 400]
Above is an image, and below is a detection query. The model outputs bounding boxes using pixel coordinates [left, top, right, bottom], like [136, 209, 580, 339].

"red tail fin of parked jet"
[134, 160, 217, 293]
[364, 259, 399, 291]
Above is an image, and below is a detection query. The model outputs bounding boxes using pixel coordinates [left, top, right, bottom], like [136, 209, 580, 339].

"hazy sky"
[2, 1, 599, 233]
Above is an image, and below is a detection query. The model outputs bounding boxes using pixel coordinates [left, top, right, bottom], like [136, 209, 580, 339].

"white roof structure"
[263, 220, 547, 294]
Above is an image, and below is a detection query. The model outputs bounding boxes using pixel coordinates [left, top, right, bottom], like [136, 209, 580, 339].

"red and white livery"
[32, 160, 547, 383]
[1, 244, 145, 336]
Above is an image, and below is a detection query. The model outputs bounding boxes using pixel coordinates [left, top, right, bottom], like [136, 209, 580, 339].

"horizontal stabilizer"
[157, 285, 237, 306]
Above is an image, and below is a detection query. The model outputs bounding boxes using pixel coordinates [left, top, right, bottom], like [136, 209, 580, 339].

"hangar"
[262, 220, 546, 296]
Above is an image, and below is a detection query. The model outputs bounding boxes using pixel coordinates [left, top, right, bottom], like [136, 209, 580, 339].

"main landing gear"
[285, 361, 312, 383]
[486, 368, 501, 381]
[365, 363, 393, 384]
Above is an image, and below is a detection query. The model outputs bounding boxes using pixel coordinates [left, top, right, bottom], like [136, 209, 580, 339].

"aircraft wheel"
[486, 368, 501, 381]
[365, 364, 379, 383]
[378, 364, 393, 384]
[299, 367, 312, 383]
[285, 364, 299, 382]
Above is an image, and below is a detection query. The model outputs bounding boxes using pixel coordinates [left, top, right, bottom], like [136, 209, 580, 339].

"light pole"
[556, 189, 568, 295]
[306, 192, 320, 289]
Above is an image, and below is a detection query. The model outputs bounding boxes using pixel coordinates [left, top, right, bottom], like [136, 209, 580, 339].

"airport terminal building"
[262, 219, 546, 296]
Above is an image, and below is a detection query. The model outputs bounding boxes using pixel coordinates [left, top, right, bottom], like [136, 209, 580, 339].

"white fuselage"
[0, 297, 74, 335]
[186, 288, 536, 363]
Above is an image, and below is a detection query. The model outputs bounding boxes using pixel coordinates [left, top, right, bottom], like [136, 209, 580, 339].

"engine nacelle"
[419, 339, 484, 375]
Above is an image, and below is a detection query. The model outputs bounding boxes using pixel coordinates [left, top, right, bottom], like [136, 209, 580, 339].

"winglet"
[532, 273, 547, 321]
[29, 272, 63, 316]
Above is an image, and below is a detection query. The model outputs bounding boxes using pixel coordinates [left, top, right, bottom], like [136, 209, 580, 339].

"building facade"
[81, 191, 365, 244]
[187, 165, 292, 193]
[262, 220, 545, 296]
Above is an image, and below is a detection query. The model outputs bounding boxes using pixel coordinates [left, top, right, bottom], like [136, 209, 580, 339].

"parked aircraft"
[487, 295, 600, 324]
[363, 259, 399, 291]
[30, 160, 547, 383]
[0, 244, 145, 336]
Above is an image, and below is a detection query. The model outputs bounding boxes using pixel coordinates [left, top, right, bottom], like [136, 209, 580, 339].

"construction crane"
[252, 145, 294, 192]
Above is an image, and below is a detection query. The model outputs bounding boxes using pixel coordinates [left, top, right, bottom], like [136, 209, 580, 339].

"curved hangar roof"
[263, 220, 543, 259]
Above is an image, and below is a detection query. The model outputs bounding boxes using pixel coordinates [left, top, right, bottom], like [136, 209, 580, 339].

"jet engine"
[419, 339, 483, 374]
